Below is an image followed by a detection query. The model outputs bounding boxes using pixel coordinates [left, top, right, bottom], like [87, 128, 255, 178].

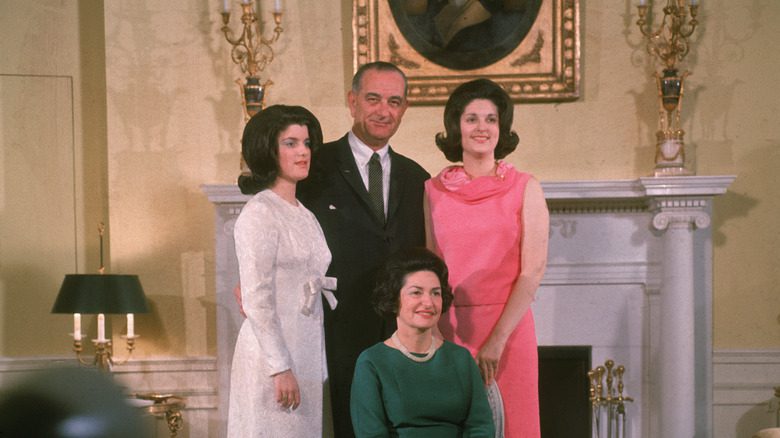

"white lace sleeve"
[234, 203, 293, 376]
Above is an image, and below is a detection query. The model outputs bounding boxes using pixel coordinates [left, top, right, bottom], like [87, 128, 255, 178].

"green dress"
[350, 340, 495, 438]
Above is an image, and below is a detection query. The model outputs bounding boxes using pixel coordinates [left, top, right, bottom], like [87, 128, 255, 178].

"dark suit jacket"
[297, 134, 429, 436]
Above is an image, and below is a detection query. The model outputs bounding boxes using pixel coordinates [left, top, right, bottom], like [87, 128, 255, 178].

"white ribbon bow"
[301, 276, 338, 316]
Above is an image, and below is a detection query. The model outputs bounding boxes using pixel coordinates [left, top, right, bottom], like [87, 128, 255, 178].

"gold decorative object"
[220, 1, 283, 119]
[589, 359, 633, 438]
[51, 223, 149, 372]
[636, 0, 700, 176]
[68, 335, 136, 372]
[132, 393, 186, 437]
[219, 0, 285, 181]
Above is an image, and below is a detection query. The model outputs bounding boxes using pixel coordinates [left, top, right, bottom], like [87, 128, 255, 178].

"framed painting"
[352, 0, 580, 105]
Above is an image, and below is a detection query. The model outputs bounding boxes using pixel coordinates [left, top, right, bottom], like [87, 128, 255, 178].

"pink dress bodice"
[426, 162, 530, 307]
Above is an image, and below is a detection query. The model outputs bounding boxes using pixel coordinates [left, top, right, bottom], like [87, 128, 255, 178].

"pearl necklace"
[391, 331, 437, 363]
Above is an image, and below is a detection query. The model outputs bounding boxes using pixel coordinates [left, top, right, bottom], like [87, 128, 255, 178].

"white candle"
[127, 314, 135, 338]
[274, 0, 282, 13]
[97, 313, 106, 342]
[222, 0, 230, 13]
[73, 313, 82, 341]
[639, 0, 646, 5]
[241, 0, 250, 4]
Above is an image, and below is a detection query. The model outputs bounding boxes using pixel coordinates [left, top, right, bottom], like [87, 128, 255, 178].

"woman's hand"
[273, 370, 300, 410]
[476, 336, 506, 385]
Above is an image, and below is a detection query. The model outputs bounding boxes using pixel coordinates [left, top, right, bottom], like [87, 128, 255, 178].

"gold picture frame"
[352, 0, 580, 105]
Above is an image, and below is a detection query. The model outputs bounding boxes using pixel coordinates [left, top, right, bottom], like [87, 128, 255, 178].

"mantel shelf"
[203, 174, 736, 204]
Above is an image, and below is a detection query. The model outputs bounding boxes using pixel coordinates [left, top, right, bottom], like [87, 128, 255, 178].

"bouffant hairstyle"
[238, 105, 323, 194]
[372, 247, 454, 319]
[435, 78, 519, 162]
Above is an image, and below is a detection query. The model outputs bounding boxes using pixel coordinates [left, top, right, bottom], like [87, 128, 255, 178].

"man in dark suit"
[297, 61, 429, 438]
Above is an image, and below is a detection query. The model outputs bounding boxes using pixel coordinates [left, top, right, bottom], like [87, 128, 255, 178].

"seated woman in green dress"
[350, 247, 495, 437]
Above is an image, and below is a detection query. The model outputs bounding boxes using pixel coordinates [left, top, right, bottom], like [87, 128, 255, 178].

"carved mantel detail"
[650, 198, 712, 230]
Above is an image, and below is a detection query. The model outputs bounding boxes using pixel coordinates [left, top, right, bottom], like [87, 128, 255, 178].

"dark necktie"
[368, 153, 384, 222]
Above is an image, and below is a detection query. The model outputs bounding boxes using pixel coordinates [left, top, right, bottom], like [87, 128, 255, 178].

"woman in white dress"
[228, 105, 336, 437]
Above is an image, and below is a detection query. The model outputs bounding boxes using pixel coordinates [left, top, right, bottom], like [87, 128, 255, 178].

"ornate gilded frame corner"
[353, 0, 580, 105]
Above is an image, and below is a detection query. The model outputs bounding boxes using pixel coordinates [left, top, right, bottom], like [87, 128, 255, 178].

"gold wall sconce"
[219, 0, 285, 187]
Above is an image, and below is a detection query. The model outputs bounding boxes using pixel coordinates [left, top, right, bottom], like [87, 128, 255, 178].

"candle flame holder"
[69, 336, 138, 372]
[636, 0, 700, 176]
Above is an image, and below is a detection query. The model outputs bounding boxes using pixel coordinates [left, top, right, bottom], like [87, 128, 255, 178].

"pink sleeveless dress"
[425, 162, 540, 438]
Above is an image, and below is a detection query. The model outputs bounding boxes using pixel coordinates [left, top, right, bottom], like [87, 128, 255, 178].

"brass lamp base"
[71, 336, 137, 372]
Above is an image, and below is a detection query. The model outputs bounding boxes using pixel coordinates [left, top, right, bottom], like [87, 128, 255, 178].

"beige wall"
[0, 1, 107, 356]
[1, 0, 778, 358]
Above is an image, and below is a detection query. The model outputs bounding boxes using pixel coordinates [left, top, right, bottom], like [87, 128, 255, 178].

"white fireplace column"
[642, 176, 735, 437]
[652, 197, 711, 437]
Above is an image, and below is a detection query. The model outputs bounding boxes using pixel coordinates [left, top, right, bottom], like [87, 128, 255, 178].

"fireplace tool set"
[589, 359, 633, 438]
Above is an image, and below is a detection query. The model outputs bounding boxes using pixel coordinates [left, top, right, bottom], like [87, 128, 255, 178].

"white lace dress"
[228, 190, 333, 437]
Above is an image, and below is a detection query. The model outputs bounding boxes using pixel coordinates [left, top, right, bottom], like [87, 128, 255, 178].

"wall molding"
[0, 356, 218, 436]
[542, 260, 662, 289]
[0, 356, 217, 403]
[714, 350, 780, 400]
[713, 350, 780, 437]
[3, 351, 777, 436]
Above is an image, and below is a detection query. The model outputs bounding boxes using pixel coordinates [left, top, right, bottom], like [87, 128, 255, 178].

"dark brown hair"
[435, 78, 519, 162]
[372, 247, 454, 318]
[351, 61, 408, 97]
[239, 105, 323, 194]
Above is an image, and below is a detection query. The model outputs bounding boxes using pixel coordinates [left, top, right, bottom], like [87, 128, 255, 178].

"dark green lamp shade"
[52, 274, 149, 314]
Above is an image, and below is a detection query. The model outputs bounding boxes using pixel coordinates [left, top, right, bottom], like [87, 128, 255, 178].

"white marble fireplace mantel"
[203, 175, 735, 437]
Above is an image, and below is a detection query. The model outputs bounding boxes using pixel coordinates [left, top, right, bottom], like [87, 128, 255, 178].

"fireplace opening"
[538, 345, 592, 437]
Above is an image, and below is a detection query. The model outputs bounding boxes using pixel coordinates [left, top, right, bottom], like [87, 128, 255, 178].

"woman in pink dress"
[425, 78, 549, 437]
